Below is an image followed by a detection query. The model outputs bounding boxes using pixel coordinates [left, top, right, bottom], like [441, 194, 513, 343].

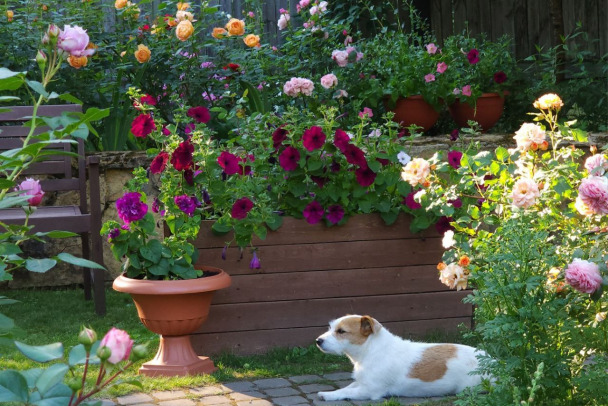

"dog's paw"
[318, 391, 342, 401]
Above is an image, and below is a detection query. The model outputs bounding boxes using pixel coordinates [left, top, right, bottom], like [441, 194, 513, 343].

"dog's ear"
[360, 315, 376, 336]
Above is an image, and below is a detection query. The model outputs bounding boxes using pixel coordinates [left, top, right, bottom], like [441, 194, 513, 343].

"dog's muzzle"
[316, 338, 324, 349]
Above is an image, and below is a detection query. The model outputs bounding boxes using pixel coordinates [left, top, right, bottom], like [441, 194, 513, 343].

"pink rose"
[320, 73, 338, 89]
[514, 123, 546, 152]
[510, 177, 539, 209]
[565, 258, 603, 294]
[17, 178, 45, 206]
[58, 25, 94, 57]
[277, 13, 290, 30]
[331, 50, 349, 67]
[100, 327, 133, 364]
[461, 85, 472, 97]
[585, 154, 608, 176]
[436, 62, 448, 73]
[578, 176, 608, 214]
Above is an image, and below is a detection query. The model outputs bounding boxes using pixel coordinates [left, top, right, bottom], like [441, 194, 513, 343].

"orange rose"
[243, 34, 260, 48]
[134, 44, 151, 63]
[175, 10, 194, 22]
[68, 55, 88, 69]
[114, 0, 127, 9]
[175, 20, 194, 41]
[437, 262, 446, 271]
[177, 2, 190, 10]
[458, 255, 470, 267]
[42, 4, 48, 11]
[225, 18, 245, 36]
[166, 16, 177, 27]
[212, 27, 227, 39]
[6, 10, 14, 22]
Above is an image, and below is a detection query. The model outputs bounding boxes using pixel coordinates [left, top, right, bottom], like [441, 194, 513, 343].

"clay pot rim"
[113, 266, 231, 295]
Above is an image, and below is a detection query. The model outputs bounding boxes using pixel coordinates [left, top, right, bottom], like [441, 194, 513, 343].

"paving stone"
[299, 384, 337, 394]
[263, 387, 301, 397]
[335, 381, 352, 389]
[288, 374, 324, 384]
[224, 381, 256, 392]
[98, 401, 116, 406]
[151, 390, 188, 401]
[197, 395, 233, 405]
[308, 393, 354, 405]
[190, 386, 232, 396]
[271, 395, 310, 406]
[236, 400, 274, 406]
[229, 391, 267, 401]
[116, 393, 155, 405]
[322, 372, 352, 381]
[159, 400, 196, 406]
[253, 377, 292, 389]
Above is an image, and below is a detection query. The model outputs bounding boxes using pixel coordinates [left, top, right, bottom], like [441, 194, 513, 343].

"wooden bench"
[0, 105, 106, 315]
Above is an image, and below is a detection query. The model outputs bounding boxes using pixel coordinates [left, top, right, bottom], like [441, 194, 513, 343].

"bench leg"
[90, 229, 106, 316]
[81, 233, 92, 301]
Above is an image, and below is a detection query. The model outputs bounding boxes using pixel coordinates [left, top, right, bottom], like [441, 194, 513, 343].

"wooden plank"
[477, 0, 492, 40]
[490, 1, 515, 41]
[0, 104, 81, 121]
[599, 0, 608, 57]
[513, 0, 529, 59]
[430, 0, 444, 43]
[583, 0, 600, 57]
[192, 317, 473, 355]
[22, 161, 70, 175]
[464, 0, 480, 35]
[452, 0, 467, 34]
[212, 265, 449, 304]
[439, 0, 453, 39]
[193, 213, 440, 248]
[197, 237, 444, 275]
[201, 291, 472, 333]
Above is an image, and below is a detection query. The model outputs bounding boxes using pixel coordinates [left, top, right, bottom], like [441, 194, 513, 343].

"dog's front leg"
[318, 382, 381, 401]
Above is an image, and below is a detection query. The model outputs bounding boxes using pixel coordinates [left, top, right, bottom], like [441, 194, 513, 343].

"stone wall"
[3, 132, 606, 288]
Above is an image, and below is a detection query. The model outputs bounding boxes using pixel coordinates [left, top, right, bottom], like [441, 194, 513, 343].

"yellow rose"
[177, 2, 190, 10]
[175, 10, 194, 22]
[134, 44, 151, 63]
[114, 0, 127, 9]
[212, 27, 227, 39]
[6, 10, 14, 22]
[67, 55, 88, 69]
[243, 34, 260, 48]
[225, 18, 245, 36]
[533, 93, 564, 111]
[175, 20, 194, 41]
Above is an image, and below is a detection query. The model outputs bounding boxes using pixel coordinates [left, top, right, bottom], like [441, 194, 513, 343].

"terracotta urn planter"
[112, 266, 231, 377]
[448, 92, 506, 132]
[386, 95, 440, 132]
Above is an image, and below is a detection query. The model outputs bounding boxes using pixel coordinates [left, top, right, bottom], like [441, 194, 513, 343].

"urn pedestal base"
[139, 335, 217, 377]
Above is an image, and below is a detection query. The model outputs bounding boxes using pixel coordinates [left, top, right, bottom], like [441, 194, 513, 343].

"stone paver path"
[100, 372, 453, 406]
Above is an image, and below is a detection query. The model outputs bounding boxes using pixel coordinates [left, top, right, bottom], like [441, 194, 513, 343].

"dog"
[315, 315, 486, 400]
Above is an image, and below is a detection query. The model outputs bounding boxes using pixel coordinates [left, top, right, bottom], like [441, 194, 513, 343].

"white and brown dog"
[315, 315, 486, 401]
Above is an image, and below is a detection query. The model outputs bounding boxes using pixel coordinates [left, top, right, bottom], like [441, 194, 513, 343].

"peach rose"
[175, 20, 194, 41]
[243, 34, 260, 48]
[212, 27, 227, 39]
[401, 158, 431, 187]
[114, 0, 127, 9]
[67, 55, 88, 69]
[510, 177, 540, 209]
[176, 10, 194, 22]
[533, 93, 564, 111]
[225, 18, 245, 36]
[514, 122, 546, 152]
[134, 44, 151, 63]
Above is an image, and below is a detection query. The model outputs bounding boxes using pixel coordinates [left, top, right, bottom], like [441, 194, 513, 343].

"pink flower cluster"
[453, 85, 472, 97]
[565, 258, 602, 294]
[283, 77, 314, 97]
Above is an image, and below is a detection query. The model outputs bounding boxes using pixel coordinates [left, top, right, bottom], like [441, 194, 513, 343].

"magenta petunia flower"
[187, 106, 211, 123]
[334, 129, 350, 153]
[355, 166, 376, 187]
[108, 227, 121, 241]
[302, 126, 326, 151]
[279, 146, 300, 171]
[493, 71, 507, 84]
[344, 144, 367, 167]
[449, 198, 463, 208]
[152, 198, 162, 214]
[116, 192, 148, 224]
[140, 94, 157, 106]
[131, 114, 156, 138]
[467, 49, 479, 64]
[150, 151, 169, 174]
[171, 140, 194, 171]
[162, 126, 171, 136]
[435, 216, 454, 234]
[249, 251, 261, 269]
[231, 197, 254, 219]
[174, 194, 197, 216]
[450, 129, 459, 141]
[303, 200, 324, 224]
[404, 191, 422, 210]
[218, 151, 240, 175]
[326, 204, 344, 224]
[311, 175, 327, 188]
[237, 155, 254, 176]
[447, 150, 463, 169]
[272, 126, 288, 149]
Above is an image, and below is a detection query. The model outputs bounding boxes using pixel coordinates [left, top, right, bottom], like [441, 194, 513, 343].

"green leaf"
[35, 364, 69, 396]
[140, 240, 162, 263]
[0, 370, 28, 402]
[0, 296, 18, 305]
[26, 80, 49, 98]
[212, 221, 231, 234]
[21, 368, 43, 388]
[0, 68, 26, 91]
[0, 195, 31, 209]
[266, 214, 283, 231]
[495, 147, 509, 161]
[0, 178, 16, 189]
[254, 225, 267, 241]
[380, 210, 399, 225]
[25, 258, 57, 273]
[35, 231, 78, 239]
[148, 259, 170, 276]
[0, 313, 14, 334]
[32, 383, 72, 406]
[0, 243, 22, 256]
[307, 160, 323, 171]
[58, 93, 83, 105]
[14, 341, 63, 362]
[0, 96, 20, 103]
[55, 253, 105, 270]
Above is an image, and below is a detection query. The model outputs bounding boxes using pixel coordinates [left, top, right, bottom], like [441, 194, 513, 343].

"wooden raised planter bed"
[191, 214, 472, 355]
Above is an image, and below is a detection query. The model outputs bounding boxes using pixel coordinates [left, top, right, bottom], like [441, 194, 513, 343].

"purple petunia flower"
[326, 204, 345, 224]
[344, 144, 367, 167]
[174, 195, 197, 216]
[435, 216, 455, 234]
[116, 192, 148, 224]
[355, 166, 377, 187]
[218, 151, 240, 175]
[302, 126, 326, 151]
[303, 200, 324, 224]
[450, 129, 459, 142]
[249, 251, 261, 269]
[403, 191, 422, 210]
[467, 49, 479, 64]
[334, 129, 350, 153]
[279, 146, 301, 171]
[447, 150, 463, 169]
[108, 227, 121, 241]
[231, 197, 254, 219]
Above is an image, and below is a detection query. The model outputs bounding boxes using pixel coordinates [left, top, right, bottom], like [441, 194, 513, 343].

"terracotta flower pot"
[386, 95, 440, 132]
[112, 266, 231, 377]
[448, 92, 505, 132]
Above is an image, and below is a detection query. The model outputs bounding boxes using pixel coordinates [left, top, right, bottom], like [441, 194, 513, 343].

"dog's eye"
[336, 328, 346, 334]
